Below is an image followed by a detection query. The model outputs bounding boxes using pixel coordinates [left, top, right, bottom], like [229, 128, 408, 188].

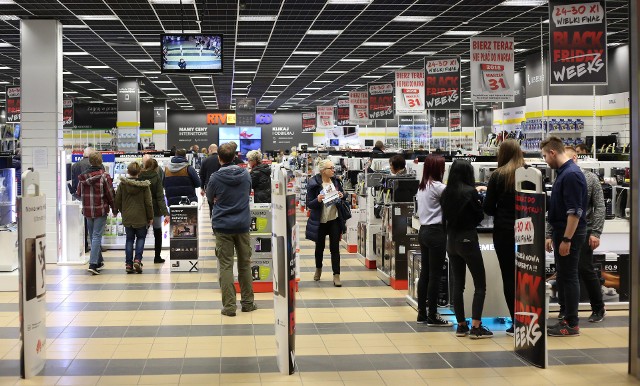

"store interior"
[0, 0, 638, 384]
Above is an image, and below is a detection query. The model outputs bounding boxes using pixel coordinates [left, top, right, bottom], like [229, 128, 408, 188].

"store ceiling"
[0, 0, 630, 112]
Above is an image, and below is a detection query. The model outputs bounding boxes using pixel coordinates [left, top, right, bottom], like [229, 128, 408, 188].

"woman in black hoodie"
[441, 160, 493, 339]
[247, 150, 271, 203]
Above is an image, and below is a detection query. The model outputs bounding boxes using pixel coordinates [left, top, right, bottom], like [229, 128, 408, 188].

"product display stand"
[233, 203, 274, 293]
[169, 204, 199, 272]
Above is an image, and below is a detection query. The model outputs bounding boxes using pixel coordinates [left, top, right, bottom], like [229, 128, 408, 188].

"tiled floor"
[0, 205, 637, 385]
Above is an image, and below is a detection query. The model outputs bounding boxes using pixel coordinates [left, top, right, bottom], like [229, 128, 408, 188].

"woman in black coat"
[247, 150, 271, 203]
[305, 158, 347, 287]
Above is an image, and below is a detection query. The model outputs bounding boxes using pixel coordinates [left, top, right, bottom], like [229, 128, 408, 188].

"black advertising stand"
[169, 204, 199, 272]
[272, 167, 296, 374]
[514, 166, 547, 368]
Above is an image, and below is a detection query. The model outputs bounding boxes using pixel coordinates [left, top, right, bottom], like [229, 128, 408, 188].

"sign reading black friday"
[367, 82, 394, 120]
[349, 91, 371, 125]
[117, 78, 139, 112]
[425, 57, 461, 110]
[316, 106, 334, 130]
[470, 36, 515, 102]
[301, 112, 316, 133]
[395, 70, 425, 114]
[336, 98, 349, 126]
[63, 99, 74, 128]
[236, 97, 257, 126]
[6, 86, 20, 123]
[549, 0, 607, 86]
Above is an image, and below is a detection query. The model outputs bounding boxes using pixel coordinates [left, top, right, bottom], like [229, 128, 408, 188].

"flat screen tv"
[161, 34, 223, 74]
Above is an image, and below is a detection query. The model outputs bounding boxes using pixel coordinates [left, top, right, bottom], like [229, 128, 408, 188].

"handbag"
[337, 199, 352, 221]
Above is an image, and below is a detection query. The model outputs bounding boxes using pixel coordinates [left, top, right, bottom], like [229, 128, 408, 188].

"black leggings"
[493, 227, 515, 320]
[417, 224, 447, 316]
[315, 219, 341, 275]
[448, 229, 486, 323]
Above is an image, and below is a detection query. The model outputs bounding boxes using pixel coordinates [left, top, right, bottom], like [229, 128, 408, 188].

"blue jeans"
[86, 216, 107, 266]
[125, 226, 148, 266]
[553, 228, 587, 327]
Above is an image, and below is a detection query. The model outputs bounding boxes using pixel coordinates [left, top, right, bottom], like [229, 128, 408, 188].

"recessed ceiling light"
[238, 15, 277, 22]
[149, 0, 195, 4]
[443, 30, 479, 36]
[101, 93, 117, 96]
[293, 50, 322, 55]
[236, 71, 256, 74]
[327, 0, 372, 4]
[62, 71, 72, 75]
[306, 29, 343, 35]
[408, 51, 437, 55]
[381, 65, 403, 69]
[63, 91, 78, 94]
[85, 65, 110, 69]
[77, 15, 120, 21]
[499, 0, 547, 6]
[143, 71, 161, 74]
[340, 58, 365, 62]
[63, 24, 88, 29]
[64, 51, 89, 56]
[89, 88, 105, 91]
[237, 42, 268, 47]
[312, 80, 332, 83]
[70, 80, 90, 84]
[139, 42, 160, 47]
[127, 58, 154, 63]
[361, 75, 380, 78]
[276, 75, 297, 79]
[235, 58, 261, 62]
[325, 70, 347, 74]
[392, 16, 435, 23]
[361, 41, 394, 47]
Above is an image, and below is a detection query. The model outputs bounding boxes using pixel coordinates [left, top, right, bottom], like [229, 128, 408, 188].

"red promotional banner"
[348, 91, 371, 125]
[367, 82, 394, 120]
[6, 86, 20, 123]
[336, 98, 349, 126]
[316, 106, 334, 130]
[549, 0, 607, 86]
[301, 112, 316, 133]
[425, 58, 461, 110]
[63, 99, 74, 128]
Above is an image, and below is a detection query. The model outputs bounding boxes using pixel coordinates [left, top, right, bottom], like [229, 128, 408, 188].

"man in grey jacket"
[206, 143, 256, 317]
[546, 145, 606, 323]
[70, 147, 95, 195]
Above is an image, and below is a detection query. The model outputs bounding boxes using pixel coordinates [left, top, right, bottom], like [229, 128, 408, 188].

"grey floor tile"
[331, 355, 375, 371]
[91, 326, 126, 338]
[63, 326, 97, 338]
[294, 356, 336, 372]
[124, 326, 159, 338]
[157, 326, 191, 337]
[109, 302, 141, 311]
[190, 325, 222, 336]
[368, 354, 413, 370]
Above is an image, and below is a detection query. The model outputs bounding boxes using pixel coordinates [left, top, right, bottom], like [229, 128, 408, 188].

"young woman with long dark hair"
[415, 155, 452, 326]
[441, 160, 493, 339]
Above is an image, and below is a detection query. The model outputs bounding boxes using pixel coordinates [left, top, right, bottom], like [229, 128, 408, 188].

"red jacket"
[77, 167, 115, 218]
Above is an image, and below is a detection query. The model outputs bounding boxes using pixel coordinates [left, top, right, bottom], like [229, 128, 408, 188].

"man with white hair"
[70, 146, 96, 195]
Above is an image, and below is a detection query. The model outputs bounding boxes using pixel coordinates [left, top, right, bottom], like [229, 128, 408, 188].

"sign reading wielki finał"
[395, 70, 425, 115]
[470, 36, 515, 102]
[367, 82, 394, 120]
[425, 57, 461, 110]
[349, 91, 371, 125]
[549, 0, 607, 86]
[316, 106, 334, 130]
[301, 112, 316, 133]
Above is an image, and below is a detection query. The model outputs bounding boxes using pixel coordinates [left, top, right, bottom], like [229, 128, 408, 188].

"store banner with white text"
[301, 112, 316, 133]
[316, 106, 334, 130]
[449, 111, 461, 132]
[6, 86, 20, 123]
[425, 57, 461, 110]
[349, 91, 371, 125]
[470, 36, 515, 102]
[549, 0, 607, 86]
[367, 82, 394, 120]
[395, 70, 425, 115]
[63, 99, 74, 128]
[336, 98, 350, 126]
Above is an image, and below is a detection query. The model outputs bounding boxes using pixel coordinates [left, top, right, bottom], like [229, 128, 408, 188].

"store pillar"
[153, 100, 168, 151]
[116, 78, 140, 151]
[19, 19, 63, 264]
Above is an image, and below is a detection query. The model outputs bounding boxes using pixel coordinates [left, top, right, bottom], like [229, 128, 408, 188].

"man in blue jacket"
[207, 143, 256, 317]
[164, 148, 201, 206]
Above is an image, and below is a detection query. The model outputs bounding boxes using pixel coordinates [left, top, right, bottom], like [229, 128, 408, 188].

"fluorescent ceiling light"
[234, 80, 251, 84]
[340, 58, 365, 62]
[408, 51, 436, 55]
[89, 101, 104, 103]
[347, 84, 364, 87]
[236, 71, 256, 74]
[149, 0, 195, 4]
[85, 65, 110, 69]
[62, 71, 72, 75]
[152, 80, 173, 84]
[101, 93, 116, 96]
[443, 30, 479, 36]
[283, 65, 307, 68]
[0, 81, 9, 84]
[70, 80, 90, 84]
[270, 84, 289, 87]
[276, 75, 297, 79]
[199, 90, 214, 93]
[306, 29, 343, 35]
[265, 90, 280, 93]
[0, 42, 13, 48]
[392, 16, 435, 23]
[195, 84, 211, 87]
[293, 50, 322, 55]
[237, 42, 267, 47]
[139, 42, 160, 47]
[361, 75, 380, 78]
[332, 90, 347, 93]
[75, 96, 91, 99]
[608, 42, 623, 47]
[63, 91, 78, 94]
[160, 87, 178, 90]
[261, 95, 276, 98]
[361, 41, 394, 47]
[325, 70, 347, 74]
[127, 58, 154, 63]
[63, 24, 88, 29]
[297, 93, 311, 96]
[143, 71, 161, 74]
[380, 65, 403, 68]
[190, 76, 211, 79]
[166, 93, 182, 96]
[461, 59, 470, 62]
[232, 88, 246, 91]
[235, 58, 261, 62]
[327, 0, 372, 4]
[313, 80, 332, 83]
[64, 51, 89, 56]
[514, 48, 527, 53]
[164, 30, 201, 34]
[305, 87, 322, 90]
[0, 66, 10, 70]
[499, 0, 547, 6]
[88, 88, 105, 91]
[238, 15, 277, 22]
[77, 15, 120, 21]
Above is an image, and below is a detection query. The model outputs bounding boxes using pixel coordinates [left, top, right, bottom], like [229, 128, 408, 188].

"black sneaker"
[96, 261, 105, 271]
[469, 324, 494, 339]
[125, 264, 134, 274]
[241, 303, 258, 312]
[87, 265, 100, 275]
[506, 326, 515, 336]
[456, 323, 470, 337]
[547, 320, 580, 337]
[427, 313, 453, 327]
[588, 308, 606, 323]
[416, 312, 428, 325]
[154, 257, 165, 264]
[221, 309, 237, 317]
[558, 310, 565, 320]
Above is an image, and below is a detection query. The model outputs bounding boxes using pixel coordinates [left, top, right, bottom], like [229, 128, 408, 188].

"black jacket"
[371, 146, 384, 154]
[250, 163, 272, 203]
[305, 174, 347, 242]
[199, 153, 220, 192]
[441, 185, 484, 232]
[483, 172, 516, 231]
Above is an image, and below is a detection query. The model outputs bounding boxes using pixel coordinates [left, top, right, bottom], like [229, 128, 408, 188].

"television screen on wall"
[161, 34, 223, 74]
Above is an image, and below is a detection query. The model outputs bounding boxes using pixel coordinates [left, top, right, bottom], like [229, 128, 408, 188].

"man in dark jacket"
[247, 150, 271, 203]
[70, 147, 95, 195]
[163, 149, 201, 206]
[371, 140, 385, 154]
[200, 144, 219, 193]
[206, 143, 256, 317]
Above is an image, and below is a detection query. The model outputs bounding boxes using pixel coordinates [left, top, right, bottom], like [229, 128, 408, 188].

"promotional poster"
[395, 70, 426, 115]
[549, 0, 607, 85]
[449, 111, 461, 132]
[367, 82, 394, 120]
[336, 98, 350, 126]
[301, 112, 316, 133]
[425, 57, 461, 110]
[348, 91, 371, 125]
[470, 36, 515, 102]
[6, 86, 20, 123]
[236, 97, 256, 126]
[63, 99, 74, 128]
[170, 205, 198, 271]
[316, 106, 334, 130]
[514, 191, 547, 368]
[74, 104, 117, 129]
[117, 78, 139, 112]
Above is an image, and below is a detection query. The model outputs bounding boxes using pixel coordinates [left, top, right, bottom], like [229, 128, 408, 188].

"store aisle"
[0, 205, 635, 385]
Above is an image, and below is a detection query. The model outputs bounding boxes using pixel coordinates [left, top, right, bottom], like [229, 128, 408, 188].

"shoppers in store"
[481, 139, 524, 336]
[247, 150, 271, 204]
[139, 157, 170, 264]
[77, 152, 115, 275]
[575, 144, 590, 155]
[70, 147, 95, 195]
[306, 158, 347, 287]
[541, 136, 587, 337]
[206, 143, 256, 316]
[389, 155, 407, 176]
[200, 144, 219, 194]
[547, 146, 606, 323]
[164, 148, 201, 206]
[441, 160, 493, 339]
[372, 140, 385, 153]
[114, 161, 153, 274]
[228, 141, 243, 165]
[415, 155, 451, 327]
